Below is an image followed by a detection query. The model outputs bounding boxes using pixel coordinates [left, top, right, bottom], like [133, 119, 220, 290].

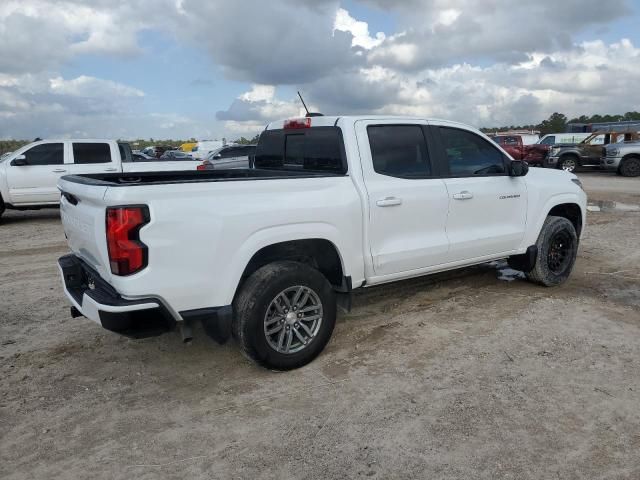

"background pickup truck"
[602, 141, 640, 176]
[0, 139, 201, 218]
[489, 135, 549, 166]
[57, 116, 587, 370]
[547, 131, 640, 172]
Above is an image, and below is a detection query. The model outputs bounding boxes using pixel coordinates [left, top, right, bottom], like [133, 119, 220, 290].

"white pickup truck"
[0, 139, 201, 218]
[57, 116, 587, 370]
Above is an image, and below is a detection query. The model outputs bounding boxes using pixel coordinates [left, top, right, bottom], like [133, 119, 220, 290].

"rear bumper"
[58, 254, 176, 338]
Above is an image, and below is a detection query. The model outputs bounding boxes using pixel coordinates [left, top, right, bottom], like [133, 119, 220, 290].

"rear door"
[6, 141, 68, 204]
[355, 120, 450, 276]
[70, 141, 119, 176]
[433, 125, 527, 262]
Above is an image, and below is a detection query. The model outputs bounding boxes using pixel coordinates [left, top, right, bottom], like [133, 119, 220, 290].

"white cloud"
[240, 85, 276, 103]
[49, 76, 144, 98]
[0, 0, 638, 139]
[334, 8, 386, 49]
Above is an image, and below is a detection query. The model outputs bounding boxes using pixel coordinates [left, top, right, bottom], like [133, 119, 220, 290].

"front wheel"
[0, 195, 5, 221]
[619, 157, 640, 177]
[526, 216, 578, 287]
[559, 156, 578, 172]
[232, 261, 337, 370]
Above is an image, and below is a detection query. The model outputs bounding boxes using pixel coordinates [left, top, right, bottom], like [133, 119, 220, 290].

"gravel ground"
[1, 172, 639, 479]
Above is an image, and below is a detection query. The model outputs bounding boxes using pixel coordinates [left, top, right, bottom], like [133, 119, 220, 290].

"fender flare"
[221, 222, 358, 305]
[523, 193, 584, 247]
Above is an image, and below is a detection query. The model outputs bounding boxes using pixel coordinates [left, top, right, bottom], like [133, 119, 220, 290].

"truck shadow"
[1, 209, 60, 225]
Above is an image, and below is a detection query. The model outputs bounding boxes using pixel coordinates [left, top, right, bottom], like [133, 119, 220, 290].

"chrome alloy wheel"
[263, 286, 323, 354]
[561, 157, 577, 172]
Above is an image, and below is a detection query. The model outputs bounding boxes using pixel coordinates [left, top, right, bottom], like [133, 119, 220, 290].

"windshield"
[580, 133, 604, 145]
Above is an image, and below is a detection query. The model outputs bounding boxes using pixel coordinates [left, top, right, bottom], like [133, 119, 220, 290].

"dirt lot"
[1, 172, 639, 479]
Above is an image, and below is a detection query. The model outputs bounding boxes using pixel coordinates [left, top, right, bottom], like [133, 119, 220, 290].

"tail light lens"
[106, 206, 150, 276]
[197, 160, 210, 171]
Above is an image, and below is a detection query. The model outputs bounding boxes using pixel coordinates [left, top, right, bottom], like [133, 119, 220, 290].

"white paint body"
[57, 116, 587, 322]
[0, 139, 201, 207]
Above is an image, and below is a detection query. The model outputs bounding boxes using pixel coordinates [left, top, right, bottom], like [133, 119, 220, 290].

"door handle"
[103, 167, 118, 172]
[52, 168, 67, 173]
[376, 196, 402, 207]
[452, 191, 473, 200]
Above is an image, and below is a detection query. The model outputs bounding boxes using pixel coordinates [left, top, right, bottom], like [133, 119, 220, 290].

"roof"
[265, 115, 476, 131]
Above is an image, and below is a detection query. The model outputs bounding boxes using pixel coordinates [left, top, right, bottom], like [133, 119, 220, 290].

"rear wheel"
[232, 261, 337, 370]
[526, 216, 578, 287]
[559, 155, 578, 172]
[619, 157, 640, 177]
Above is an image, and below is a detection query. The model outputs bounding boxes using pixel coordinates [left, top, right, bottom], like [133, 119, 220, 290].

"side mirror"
[509, 160, 528, 177]
[11, 154, 27, 166]
[213, 153, 222, 159]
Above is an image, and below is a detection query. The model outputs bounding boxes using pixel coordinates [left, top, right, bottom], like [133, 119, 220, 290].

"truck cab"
[0, 139, 202, 218]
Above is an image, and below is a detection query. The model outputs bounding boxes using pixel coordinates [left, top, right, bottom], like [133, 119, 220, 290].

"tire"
[619, 157, 640, 177]
[526, 216, 578, 287]
[232, 261, 337, 370]
[0, 195, 5, 220]
[558, 155, 578, 172]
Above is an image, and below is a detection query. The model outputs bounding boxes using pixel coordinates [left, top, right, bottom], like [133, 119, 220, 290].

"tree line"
[481, 111, 640, 135]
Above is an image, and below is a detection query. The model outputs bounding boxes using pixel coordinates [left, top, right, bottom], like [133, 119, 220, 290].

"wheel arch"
[547, 202, 583, 238]
[239, 238, 347, 289]
[524, 194, 585, 247]
[226, 224, 356, 306]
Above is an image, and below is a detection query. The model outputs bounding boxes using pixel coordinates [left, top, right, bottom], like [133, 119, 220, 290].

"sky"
[1, 0, 639, 140]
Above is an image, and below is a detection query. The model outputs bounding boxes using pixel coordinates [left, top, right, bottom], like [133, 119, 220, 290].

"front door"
[433, 125, 527, 262]
[6, 142, 68, 205]
[356, 120, 450, 277]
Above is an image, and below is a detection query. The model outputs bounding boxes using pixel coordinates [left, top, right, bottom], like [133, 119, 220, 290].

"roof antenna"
[297, 91, 323, 117]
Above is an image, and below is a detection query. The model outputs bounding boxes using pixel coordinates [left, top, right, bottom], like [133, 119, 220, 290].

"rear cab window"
[254, 127, 347, 174]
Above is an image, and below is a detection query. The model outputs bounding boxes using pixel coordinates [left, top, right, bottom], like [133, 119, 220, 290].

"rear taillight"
[284, 117, 311, 129]
[196, 160, 210, 171]
[106, 206, 150, 276]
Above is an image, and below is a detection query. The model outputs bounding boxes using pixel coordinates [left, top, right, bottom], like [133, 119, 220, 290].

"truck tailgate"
[58, 177, 112, 281]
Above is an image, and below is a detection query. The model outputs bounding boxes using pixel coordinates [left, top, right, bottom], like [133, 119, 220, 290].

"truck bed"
[60, 168, 345, 187]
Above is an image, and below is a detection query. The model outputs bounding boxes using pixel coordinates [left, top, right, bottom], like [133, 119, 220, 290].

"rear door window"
[254, 127, 346, 174]
[22, 143, 64, 165]
[367, 125, 431, 178]
[73, 143, 112, 164]
[439, 127, 506, 176]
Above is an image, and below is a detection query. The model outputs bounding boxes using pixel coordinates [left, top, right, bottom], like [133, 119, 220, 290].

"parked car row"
[490, 131, 640, 176]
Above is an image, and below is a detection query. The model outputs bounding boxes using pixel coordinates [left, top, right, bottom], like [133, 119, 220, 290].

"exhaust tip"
[180, 322, 193, 344]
